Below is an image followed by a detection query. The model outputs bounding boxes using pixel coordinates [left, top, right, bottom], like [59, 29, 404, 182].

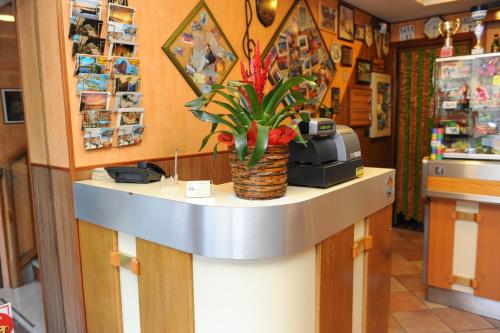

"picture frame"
[338, 3, 354, 42]
[356, 59, 371, 84]
[354, 24, 365, 41]
[370, 73, 391, 138]
[1, 89, 24, 124]
[331, 87, 340, 115]
[318, 1, 337, 34]
[340, 45, 353, 67]
[162, 1, 238, 96]
[263, 0, 336, 105]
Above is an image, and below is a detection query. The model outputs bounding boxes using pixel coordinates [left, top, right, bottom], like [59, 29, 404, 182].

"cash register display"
[319, 124, 333, 131]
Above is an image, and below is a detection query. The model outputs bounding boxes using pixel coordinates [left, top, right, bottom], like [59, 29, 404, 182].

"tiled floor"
[390, 228, 500, 333]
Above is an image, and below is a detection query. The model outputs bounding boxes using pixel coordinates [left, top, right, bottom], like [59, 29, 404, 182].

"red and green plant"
[185, 42, 315, 167]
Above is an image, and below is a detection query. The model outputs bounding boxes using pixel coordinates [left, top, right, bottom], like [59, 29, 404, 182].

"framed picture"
[162, 1, 238, 96]
[338, 3, 354, 42]
[354, 24, 365, 41]
[356, 59, 371, 84]
[370, 73, 391, 138]
[1, 89, 24, 124]
[340, 45, 353, 67]
[263, 0, 336, 105]
[331, 87, 340, 115]
[318, 1, 337, 34]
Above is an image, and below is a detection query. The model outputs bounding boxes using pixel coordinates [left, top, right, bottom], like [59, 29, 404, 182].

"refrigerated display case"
[434, 53, 500, 160]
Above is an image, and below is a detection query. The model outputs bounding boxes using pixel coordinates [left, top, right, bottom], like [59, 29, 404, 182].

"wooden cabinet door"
[78, 221, 123, 333]
[427, 198, 455, 290]
[316, 225, 354, 333]
[475, 204, 500, 301]
[365, 205, 392, 333]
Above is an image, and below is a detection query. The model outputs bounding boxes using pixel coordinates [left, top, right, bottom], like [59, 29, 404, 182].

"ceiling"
[344, 0, 499, 23]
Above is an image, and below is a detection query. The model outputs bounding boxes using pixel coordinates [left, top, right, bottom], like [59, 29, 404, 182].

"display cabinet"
[434, 53, 500, 159]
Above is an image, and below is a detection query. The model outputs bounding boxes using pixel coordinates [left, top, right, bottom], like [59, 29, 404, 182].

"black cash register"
[288, 118, 364, 188]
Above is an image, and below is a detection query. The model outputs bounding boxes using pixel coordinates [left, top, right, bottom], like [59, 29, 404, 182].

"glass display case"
[434, 53, 500, 160]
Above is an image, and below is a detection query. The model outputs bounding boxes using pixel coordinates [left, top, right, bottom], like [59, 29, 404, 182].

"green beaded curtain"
[395, 42, 471, 223]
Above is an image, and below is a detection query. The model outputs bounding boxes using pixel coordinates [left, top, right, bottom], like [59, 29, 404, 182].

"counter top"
[74, 167, 395, 259]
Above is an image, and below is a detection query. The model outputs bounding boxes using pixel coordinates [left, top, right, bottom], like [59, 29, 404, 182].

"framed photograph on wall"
[340, 45, 353, 67]
[1, 89, 24, 124]
[331, 87, 340, 115]
[338, 3, 354, 42]
[356, 59, 371, 84]
[370, 73, 391, 138]
[354, 24, 365, 41]
[318, 1, 337, 34]
[162, 1, 238, 96]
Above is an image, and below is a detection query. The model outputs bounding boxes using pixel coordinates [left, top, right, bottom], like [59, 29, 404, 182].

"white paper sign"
[399, 25, 415, 41]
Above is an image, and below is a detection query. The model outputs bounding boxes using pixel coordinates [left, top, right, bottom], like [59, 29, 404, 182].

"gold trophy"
[471, 5, 488, 55]
[438, 18, 460, 58]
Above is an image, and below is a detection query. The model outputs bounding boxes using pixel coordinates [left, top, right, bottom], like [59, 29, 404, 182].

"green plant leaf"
[243, 84, 260, 118]
[191, 110, 239, 132]
[291, 123, 307, 145]
[267, 97, 307, 127]
[263, 76, 316, 117]
[234, 133, 248, 161]
[299, 112, 311, 123]
[211, 91, 251, 126]
[212, 142, 222, 160]
[247, 124, 269, 167]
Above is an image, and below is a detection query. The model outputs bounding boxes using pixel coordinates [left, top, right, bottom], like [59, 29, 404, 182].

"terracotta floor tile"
[391, 276, 407, 292]
[392, 254, 421, 275]
[394, 249, 423, 261]
[432, 308, 494, 331]
[410, 260, 423, 270]
[412, 290, 448, 309]
[390, 291, 426, 312]
[393, 310, 451, 333]
[392, 239, 421, 252]
[484, 316, 500, 328]
[396, 274, 427, 291]
[389, 314, 406, 333]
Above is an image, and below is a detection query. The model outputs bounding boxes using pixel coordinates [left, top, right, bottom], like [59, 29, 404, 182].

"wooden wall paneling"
[14, 0, 49, 165]
[427, 198, 455, 289]
[31, 165, 66, 333]
[427, 176, 500, 198]
[50, 168, 86, 333]
[136, 238, 194, 333]
[365, 205, 392, 333]
[316, 225, 354, 333]
[78, 221, 122, 333]
[474, 204, 500, 301]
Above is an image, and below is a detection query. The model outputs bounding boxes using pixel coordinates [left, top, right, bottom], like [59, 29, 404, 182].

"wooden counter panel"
[428, 198, 455, 290]
[316, 225, 354, 333]
[78, 221, 122, 333]
[365, 205, 392, 333]
[136, 238, 194, 333]
[475, 204, 500, 301]
[427, 176, 500, 197]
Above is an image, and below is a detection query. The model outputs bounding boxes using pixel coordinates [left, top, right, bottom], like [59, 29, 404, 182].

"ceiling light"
[0, 14, 15, 22]
[415, 0, 458, 6]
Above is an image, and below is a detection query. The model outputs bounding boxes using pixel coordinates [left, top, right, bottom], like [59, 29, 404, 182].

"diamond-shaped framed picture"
[162, 1, 238, 96]
[263, 0, 336, 105]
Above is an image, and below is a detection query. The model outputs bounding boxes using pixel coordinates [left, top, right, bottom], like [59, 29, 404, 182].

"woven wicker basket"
[228, 145, 289, 200]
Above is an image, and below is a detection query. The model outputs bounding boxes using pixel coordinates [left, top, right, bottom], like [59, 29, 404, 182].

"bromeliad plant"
[185, 42, 316, 167]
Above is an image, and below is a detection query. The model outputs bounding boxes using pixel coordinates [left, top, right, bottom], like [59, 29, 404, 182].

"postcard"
[112, 75, 140, 94]
[114, 92, 142, 110]
[72, 35, 106, 56]
[70, 0, 101, 20]
[117, 125, 144, 147]
[108, 0, 128, 5]
[108, 40, 137, 58]
[82, 110, 112, 129]
[77, 74, 110, 92]
[115, 110, 143, 127]
[68, 16, 102, 38]
[107, 23, 137, 41]
[108, 3, 135, 26]
[112, 57, 139, 75]
[83, 127, 115, 150]
[79, 91, 110, 111]
[74, 54, 107, 75]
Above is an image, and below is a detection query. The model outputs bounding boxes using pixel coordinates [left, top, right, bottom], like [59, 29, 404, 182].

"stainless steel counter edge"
[74, 169, 395, 260]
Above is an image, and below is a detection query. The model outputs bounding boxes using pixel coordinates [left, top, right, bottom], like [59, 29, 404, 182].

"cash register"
[288, 118, 364, 188]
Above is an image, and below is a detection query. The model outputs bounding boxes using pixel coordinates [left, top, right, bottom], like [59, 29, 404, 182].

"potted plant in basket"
[185, 42, 316, 200]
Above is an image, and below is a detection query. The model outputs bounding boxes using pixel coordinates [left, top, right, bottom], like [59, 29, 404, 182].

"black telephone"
[105, 162, 168, 184]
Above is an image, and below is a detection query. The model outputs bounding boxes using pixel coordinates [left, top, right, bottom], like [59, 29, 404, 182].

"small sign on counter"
[186, 180, 214, 198]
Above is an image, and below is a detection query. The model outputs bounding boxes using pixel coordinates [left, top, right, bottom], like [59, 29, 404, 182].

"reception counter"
[74, 167, 395, 333]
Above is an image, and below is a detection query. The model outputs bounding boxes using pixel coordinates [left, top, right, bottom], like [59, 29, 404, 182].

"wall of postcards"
[69, 0, 144, 150]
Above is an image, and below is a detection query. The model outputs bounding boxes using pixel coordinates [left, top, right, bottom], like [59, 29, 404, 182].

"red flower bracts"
[240, 42, 271, 103]
[217, 122, 296, 146]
